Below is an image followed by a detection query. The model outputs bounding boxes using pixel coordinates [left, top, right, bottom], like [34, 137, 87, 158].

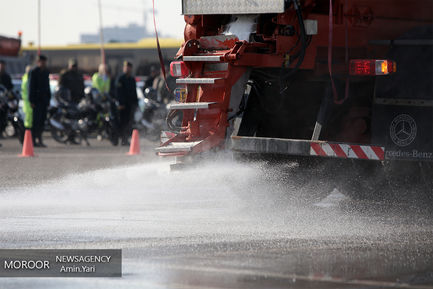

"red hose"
[152, 0, 170, 93]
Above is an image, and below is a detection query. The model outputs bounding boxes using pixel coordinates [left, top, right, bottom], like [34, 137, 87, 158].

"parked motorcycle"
[48, 87, 90, 145]
[83, 87, 119, 146]
[0, 84, 25, 143]
[135, 87, 178, 141]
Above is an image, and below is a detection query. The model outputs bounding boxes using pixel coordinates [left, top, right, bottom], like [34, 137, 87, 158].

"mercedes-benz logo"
[390, 114, 417, 147]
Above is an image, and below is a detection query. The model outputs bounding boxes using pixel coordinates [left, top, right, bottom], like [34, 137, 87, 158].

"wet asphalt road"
[0, 136, 433, 289]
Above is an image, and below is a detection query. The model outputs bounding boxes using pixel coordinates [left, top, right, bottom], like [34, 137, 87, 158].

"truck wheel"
[338, 160, 390, 201]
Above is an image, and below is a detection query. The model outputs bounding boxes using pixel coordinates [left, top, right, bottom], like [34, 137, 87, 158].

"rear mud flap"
[372, 104, 433, 161]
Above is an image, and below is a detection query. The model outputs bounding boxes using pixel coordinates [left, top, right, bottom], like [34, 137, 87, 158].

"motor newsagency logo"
[0, 249, 121, 277]
[4, 259, 50, 270]
[3, 255, 110, 274]
[389, 114, 417, 147]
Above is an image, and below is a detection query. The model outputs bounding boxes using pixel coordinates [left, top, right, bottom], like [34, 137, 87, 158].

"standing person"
[0, 60, 13, 142]
[21, 65, 33, 130]
[106, 66, 116, 99]
[92, 64, 110, 96]
[59, 58, 84, 104]
[144, 65, 158, 89]
[152, 66, 175, 104]
[0, 60, 13, 91]
[116, 61, 138, 146]
[29, 55, 51, 147]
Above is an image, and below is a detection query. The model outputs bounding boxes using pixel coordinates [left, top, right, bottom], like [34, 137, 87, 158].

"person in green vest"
[92, 64, 110, 96]
[21, 65, 33, 129]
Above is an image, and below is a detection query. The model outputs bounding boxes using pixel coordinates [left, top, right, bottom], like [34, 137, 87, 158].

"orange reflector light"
[170, 61, 189, 78]
[349, 59, 396, 76]
[380, 61, 388, 74]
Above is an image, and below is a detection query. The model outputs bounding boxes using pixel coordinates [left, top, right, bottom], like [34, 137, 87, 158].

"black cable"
[286, 0, 307, 77]
[280, 0, 308, 92]
[166, 109, 182, 132]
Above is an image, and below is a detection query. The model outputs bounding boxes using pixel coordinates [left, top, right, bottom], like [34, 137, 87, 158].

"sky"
[0, 0, 185, 46]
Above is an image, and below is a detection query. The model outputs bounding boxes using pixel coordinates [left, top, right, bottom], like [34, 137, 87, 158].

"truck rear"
[156, 0, 433, 195]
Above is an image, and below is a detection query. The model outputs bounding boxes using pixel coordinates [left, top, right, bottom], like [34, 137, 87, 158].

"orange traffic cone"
[20, 130, 35, 157]
[128, 129, 140, 155]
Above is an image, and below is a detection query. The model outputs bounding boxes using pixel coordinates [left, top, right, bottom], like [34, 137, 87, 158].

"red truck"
[0, 35, 21, 57]
[157, 0, 433, 196]
[0, 35, 28, 76]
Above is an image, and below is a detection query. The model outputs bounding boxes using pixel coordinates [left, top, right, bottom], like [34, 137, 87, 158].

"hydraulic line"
[166, 109, 183, 133]
[279, 0, 308, 94]
[281, 0, 308, 82]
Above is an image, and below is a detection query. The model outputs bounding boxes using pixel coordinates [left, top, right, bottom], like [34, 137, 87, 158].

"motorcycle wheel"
[0, 113, 7, 137]
[51, 126, 69, 144]
[13, 119, 25, 144]
[5, 121, 15, 137]
[69, 131, 83, 145]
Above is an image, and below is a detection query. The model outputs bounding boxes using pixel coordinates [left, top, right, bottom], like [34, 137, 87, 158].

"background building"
[81, 24, 152, 44]
[21, 38, 182, 76]
[80, 12, 154, 44]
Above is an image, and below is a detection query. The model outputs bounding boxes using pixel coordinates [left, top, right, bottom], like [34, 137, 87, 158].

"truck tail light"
[170, 61, 189, 78]
[349, 59, 397, 76]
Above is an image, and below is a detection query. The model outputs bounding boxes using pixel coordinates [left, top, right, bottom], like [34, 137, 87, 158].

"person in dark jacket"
[152, 66, 176, 104]
[116, 61, 138, 146]
[0, 60, 13, 143]
[29, 55, 51, 147]
[59, 58, 84, 104]
[0, 60, 13, 91]
[144, 65, 158, 89]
